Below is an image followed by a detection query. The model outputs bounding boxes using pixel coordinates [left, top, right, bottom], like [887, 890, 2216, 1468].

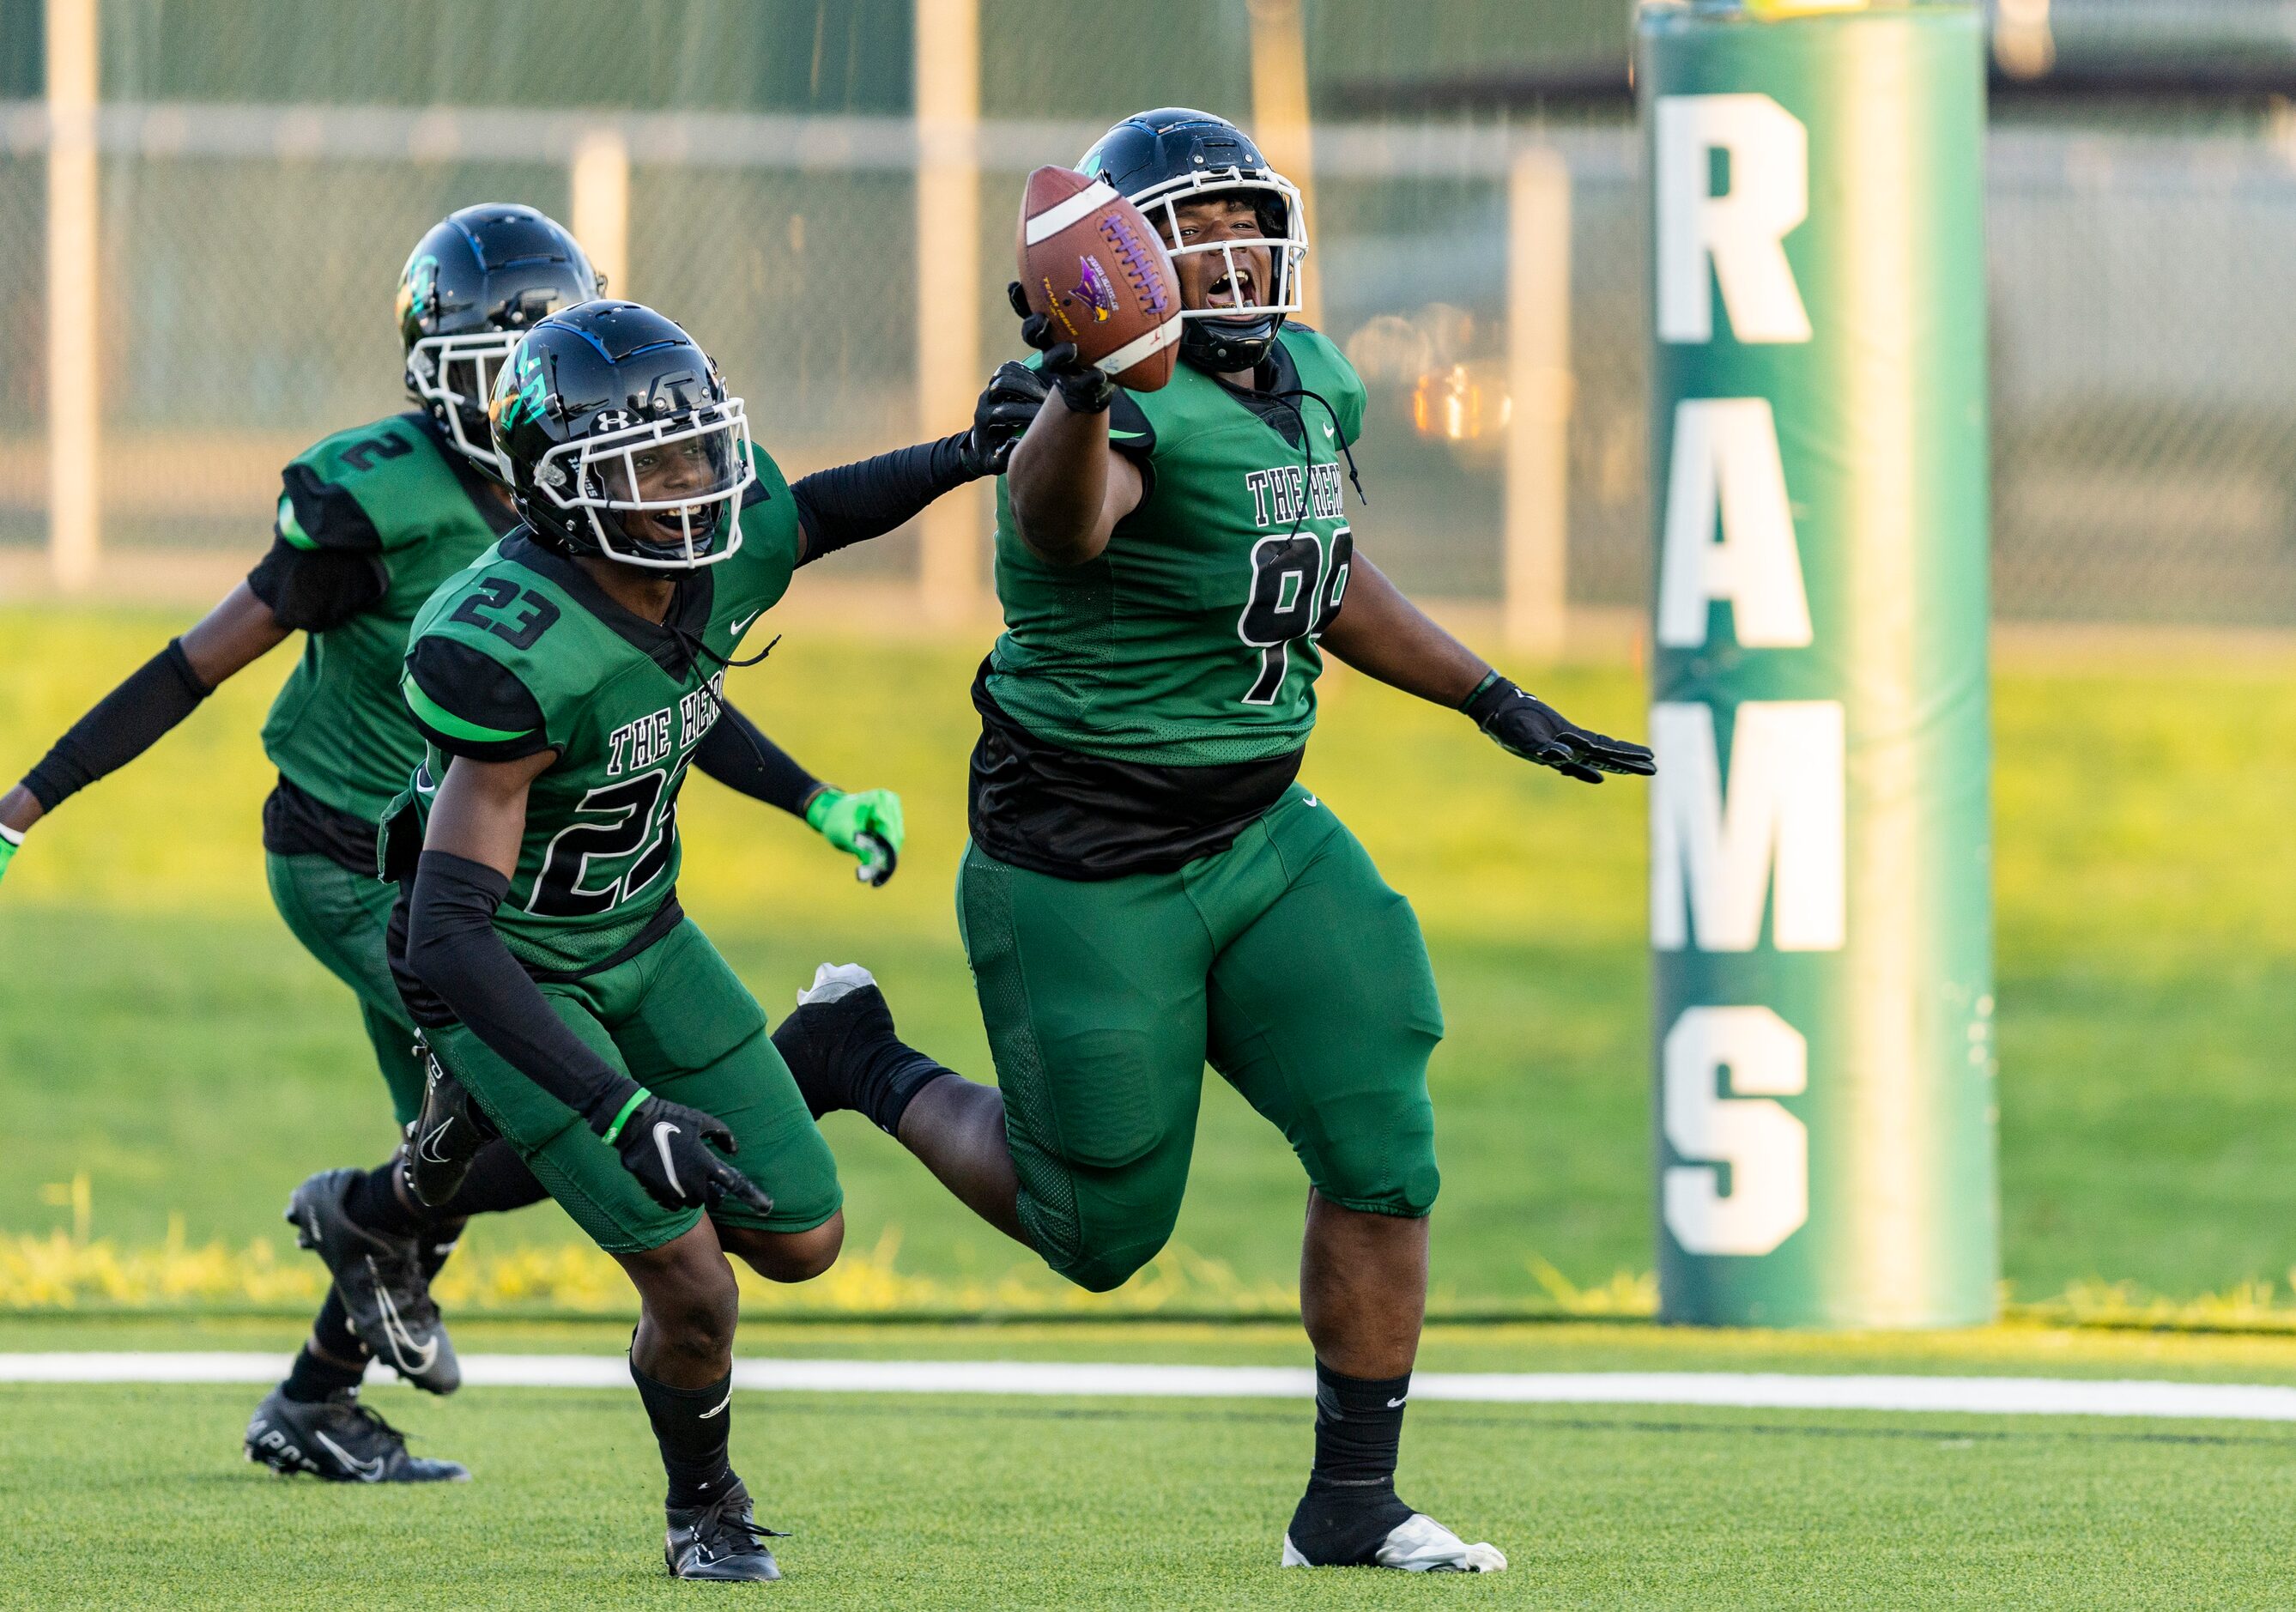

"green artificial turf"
[2, 609, 2295, 1306]
[4, 1368, 2296, 1610]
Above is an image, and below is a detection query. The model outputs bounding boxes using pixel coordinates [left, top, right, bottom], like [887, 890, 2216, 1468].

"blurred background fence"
[5, 0, 2296, 628]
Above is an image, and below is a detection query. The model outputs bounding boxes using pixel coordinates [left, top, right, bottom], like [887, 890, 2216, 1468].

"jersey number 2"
[1237, 526, 1352, 706]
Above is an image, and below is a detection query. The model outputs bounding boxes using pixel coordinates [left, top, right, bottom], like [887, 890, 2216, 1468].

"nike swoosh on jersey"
[1108, 429, 1148, 440]
[732, 610, 762, 635]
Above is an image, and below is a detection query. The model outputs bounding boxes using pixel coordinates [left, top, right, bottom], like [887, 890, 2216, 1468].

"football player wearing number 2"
[776, 110, 1655, 1574]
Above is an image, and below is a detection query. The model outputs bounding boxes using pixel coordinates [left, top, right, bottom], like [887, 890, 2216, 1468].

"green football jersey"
[391, 446, 801, 975]
[986, 325, 1366, 767]
[261, 411, 518, 821]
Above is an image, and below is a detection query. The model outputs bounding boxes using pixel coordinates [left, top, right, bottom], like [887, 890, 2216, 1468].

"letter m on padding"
[1651, 701, 1844, 953]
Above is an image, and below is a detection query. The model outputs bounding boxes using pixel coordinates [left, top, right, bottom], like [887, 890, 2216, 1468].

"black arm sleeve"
[245, 536, 389, 633]
[791, 433, 973, 565]
[20, 639, 213, 812]
[404, 851, 639, 1127]
[694, 701, 823, 819]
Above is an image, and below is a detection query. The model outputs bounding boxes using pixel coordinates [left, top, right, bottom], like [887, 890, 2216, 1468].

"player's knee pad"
[1049, 1236, 1166, 1295]
[1307, 1083, 1441, 1220]
[1016, 1166, 1182, 1294]
[1017, 1186, 1154, 1293]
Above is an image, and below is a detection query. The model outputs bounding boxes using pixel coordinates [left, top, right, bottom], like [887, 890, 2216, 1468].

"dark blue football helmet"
[1080, 108, 1309, 373]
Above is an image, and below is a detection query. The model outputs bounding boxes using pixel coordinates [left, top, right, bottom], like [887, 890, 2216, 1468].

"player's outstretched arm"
[404, 752, 774, 1216]
[693, 702, 903, 886]
[1320, 555, 1655, 786]
[790, 365, 1045, 567]
[0, 583, 290, 875]
[1001, 282, 1145, 567]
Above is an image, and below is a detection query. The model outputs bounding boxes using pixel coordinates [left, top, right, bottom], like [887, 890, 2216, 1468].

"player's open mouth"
[630, 503, 711, 542]
[1206, 266, 1260, 312]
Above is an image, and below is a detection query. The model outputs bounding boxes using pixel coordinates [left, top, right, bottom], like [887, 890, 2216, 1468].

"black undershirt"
[966, 664, 1302, 882]
[262, 775, 388, 872]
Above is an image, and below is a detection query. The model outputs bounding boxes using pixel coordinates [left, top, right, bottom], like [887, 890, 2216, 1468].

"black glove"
[1006, 281, 1114, 415]
[960, 361, 1049, 478]
[589, 1085, 775, 1217]
[1464, 674, 1657, 785]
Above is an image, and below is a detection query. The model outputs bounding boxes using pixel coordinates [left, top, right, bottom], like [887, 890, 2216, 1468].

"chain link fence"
[4, 1, 2296, 622]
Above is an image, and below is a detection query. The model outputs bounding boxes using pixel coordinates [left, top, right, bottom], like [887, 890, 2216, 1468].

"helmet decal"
[492, 347, 551, 435]
[396, 254, 440, 330]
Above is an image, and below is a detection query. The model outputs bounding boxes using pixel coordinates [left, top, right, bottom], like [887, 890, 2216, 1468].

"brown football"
[1015, 165, 1182, 392]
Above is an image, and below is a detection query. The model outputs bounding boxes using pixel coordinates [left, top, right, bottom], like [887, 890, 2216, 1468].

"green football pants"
[957, 784, 1444, 1293]
[265, 851, 427, 1128]
[428, 918, 842, 1254]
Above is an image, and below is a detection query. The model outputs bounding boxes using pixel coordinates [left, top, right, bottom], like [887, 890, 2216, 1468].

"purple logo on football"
[1069, 255, 1118, 323]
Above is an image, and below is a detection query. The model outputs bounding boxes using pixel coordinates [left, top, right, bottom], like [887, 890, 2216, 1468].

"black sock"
[342, 1160, 426, 1238]
[630, 1356, 737, 1510]
[429, 1141, 550, 1219]
[421, 1220, 466, 1279]
[1286, 1360, 1415, 1566]
[862, 1046, 951, 1137]
[281, 1289, 372, 1403]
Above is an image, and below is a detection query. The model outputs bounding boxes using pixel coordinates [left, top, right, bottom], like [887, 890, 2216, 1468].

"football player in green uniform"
[388, 297, 1022, 1579]
[0, 206, 1001, 1484]
[774, 109, 1654, 1574]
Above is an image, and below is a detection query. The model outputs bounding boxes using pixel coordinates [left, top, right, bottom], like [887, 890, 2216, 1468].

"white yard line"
[4, 1353, 2296, 1421]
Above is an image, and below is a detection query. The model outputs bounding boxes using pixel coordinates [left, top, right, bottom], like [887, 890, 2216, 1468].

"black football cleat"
[244, 1386, 469, 1483]
[665, 1482, 787, 1581]
[286, 1167, 460, 1395]
[405, 1048, 496, 1209]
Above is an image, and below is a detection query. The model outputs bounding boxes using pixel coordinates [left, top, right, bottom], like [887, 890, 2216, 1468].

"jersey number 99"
[1237, 526, 1352, 706]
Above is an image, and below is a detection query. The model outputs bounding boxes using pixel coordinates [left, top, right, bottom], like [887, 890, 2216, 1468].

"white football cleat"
[1281, 1512, 1508, 1573]
[797, 961, 878, 1006]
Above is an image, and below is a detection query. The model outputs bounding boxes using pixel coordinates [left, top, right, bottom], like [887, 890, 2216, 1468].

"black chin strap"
[1266, 385, 1370, 510]
[666, 615, 781, 678]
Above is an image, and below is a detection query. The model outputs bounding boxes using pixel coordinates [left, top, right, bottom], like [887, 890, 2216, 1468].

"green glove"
[805, 787, 905, 887]
[0, 825, 20, 888]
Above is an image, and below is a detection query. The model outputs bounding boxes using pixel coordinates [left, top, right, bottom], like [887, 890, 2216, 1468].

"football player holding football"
[775, 109, 1653, 1574]
[385, 297, 1030, 1579]
[0, 208, 1027, 1489]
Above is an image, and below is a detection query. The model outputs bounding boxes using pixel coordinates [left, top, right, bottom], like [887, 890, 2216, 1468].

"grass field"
[9, 1318, 2296, 1609]
[4, 606, 2296, 1310]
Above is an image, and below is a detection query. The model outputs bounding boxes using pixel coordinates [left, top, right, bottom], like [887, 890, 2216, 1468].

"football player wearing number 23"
[385, 295, 1040, 1582]
[775, 109, 1656, 1576]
